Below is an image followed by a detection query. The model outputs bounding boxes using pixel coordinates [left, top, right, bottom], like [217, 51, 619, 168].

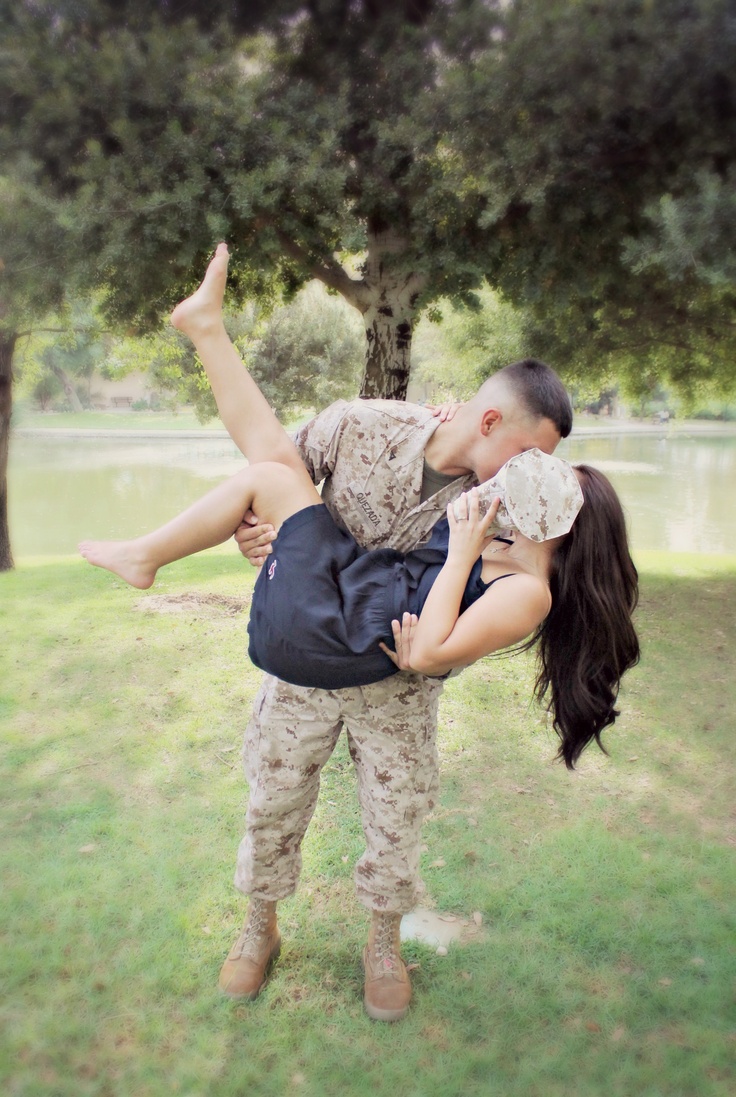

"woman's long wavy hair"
[531, 465, 640, 768]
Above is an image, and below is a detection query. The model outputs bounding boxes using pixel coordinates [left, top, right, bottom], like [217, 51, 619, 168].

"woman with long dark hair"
[526, 465, 640, 767]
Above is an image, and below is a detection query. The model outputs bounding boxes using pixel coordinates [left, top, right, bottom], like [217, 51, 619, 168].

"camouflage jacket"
[293, 399, 477, 554]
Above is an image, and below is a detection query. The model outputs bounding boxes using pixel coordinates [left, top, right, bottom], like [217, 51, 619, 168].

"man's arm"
[234, 401, 351, 564]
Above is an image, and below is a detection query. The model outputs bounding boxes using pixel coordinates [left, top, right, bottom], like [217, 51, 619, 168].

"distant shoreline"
[12, 418, 736, 441]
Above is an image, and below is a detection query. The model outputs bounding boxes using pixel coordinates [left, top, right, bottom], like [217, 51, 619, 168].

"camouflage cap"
[457, 448, 584, 542]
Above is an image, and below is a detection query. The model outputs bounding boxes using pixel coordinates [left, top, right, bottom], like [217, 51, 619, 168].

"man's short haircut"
[498, 358, 572, 439]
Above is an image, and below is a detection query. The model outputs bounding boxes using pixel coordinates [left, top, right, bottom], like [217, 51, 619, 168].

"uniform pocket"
[326, 482, 389, 548]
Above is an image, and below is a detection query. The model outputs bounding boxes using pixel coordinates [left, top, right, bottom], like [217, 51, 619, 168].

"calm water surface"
[558, 431, 736, 555]
[8, 429, 736, 557]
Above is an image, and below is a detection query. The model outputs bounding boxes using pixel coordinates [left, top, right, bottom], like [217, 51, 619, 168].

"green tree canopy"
[101, 282, 364, 421]
[3, 0, 734, 393]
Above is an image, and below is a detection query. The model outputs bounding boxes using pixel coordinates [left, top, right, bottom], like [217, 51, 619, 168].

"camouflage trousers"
[234, 672, 443, 913]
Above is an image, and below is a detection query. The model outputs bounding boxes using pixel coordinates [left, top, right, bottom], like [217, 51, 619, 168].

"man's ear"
[480, 408, 502, 436]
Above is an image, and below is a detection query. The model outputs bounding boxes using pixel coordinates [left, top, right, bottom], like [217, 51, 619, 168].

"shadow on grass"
[1, 557, 735, 1096]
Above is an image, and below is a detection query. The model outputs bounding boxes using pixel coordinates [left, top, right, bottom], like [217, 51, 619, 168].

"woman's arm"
[408, 490, 550, 677]
[409, 572, 550, 677]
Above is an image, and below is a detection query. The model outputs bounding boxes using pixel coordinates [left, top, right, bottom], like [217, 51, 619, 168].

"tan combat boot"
[218, 898, 281, 999]
[362, 911, 411, 1021]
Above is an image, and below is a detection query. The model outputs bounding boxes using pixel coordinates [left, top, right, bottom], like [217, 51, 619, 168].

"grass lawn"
[1, 548, 735, 1097]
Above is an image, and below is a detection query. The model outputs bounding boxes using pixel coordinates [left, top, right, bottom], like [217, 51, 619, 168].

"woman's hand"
[233, 510, 277, 567]
[379, 612, 418, 671]
[426, 400, 464, 422]
[447, 488, 500, 563]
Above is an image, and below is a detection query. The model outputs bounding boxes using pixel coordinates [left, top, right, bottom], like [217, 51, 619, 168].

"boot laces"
[238, 899, 272, 959]
[374, 914, 400, 971]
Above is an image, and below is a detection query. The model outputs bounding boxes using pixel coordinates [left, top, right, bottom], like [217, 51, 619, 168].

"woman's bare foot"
[79, 539, 157, 589]
[170, 242, 229, 338]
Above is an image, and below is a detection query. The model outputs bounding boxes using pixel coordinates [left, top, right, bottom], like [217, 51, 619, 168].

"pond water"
[8, 428, 736, 558]
[557, 430, 736, 556]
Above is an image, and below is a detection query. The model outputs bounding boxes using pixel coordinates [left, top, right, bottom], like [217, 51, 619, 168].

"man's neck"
[423, 422, 474, 478]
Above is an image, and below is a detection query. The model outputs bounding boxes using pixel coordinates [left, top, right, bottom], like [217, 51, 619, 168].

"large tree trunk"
[360, 286, 416, 400]
[296, 225, 426, 400]
[0, 331, 17, 571]
[358, 229, 426, 400]
[277, 225, 426, 401]
[49, 362, 84, 412]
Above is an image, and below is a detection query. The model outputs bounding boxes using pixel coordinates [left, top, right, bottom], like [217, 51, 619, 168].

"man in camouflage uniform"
[220, 379, 570, 1021]
[174, 243, 571, 1020]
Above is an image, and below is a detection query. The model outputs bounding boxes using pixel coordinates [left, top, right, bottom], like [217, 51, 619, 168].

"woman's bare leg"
[171, 244, 302, 472]
[79, 463, 322, 589]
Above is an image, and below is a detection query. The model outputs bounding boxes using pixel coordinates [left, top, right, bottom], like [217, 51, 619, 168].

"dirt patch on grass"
[135, 591, 250, 617]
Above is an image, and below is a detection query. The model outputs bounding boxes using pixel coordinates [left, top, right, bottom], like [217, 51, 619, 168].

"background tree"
[515, 167, 736, 404]
[464, 2, 736, 402]
[4, 0, 735, 392]
[0, 172, 74, 568]
[29, 373, 62, 413]
[104, 282, 364, 421]
[412, 290, 528, 400]
[243, 284, 365, 418]
[2, 0, 736, 569]
[38, 326, 103, 412]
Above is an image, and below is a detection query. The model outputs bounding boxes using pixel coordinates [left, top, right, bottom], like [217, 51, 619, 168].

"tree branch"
[256, 213, 369, 310]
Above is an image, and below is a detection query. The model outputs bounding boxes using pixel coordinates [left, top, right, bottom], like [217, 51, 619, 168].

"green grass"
[2, 548, 735, 1097]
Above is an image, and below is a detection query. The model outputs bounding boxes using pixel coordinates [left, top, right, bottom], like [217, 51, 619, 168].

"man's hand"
[379, 612, 419, 672]
[233, 509, 277, 568]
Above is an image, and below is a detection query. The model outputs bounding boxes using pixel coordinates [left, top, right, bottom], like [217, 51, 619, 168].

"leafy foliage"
[0, 174, 71, 330]
[413, 289, 528, 400]
[242, 284, 364, 418]
[98, 282, 364, 421]
[624, 170, 736, 287]
[2, 0, 734, 398]
[519, 269, 736, 404]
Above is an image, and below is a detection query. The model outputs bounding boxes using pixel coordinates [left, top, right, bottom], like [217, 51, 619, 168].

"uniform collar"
[386, 407, 442, 470]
